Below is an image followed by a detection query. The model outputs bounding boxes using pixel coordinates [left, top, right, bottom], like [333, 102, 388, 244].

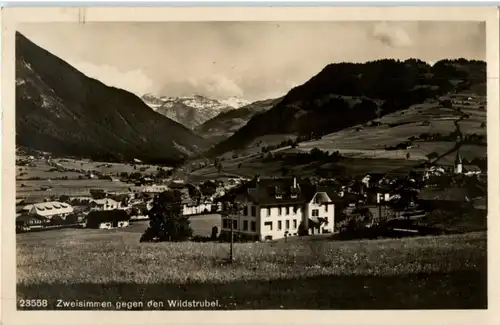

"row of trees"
[264, 148, 344, 165]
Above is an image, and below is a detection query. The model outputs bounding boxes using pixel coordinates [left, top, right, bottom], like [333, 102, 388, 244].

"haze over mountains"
[16, 32, 206, 165]
[15, 31, 486, 167]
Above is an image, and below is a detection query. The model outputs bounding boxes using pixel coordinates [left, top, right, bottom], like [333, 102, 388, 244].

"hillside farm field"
[192, 96, 486, 179]
[292, 100, 485, 161]
[55, 158, 167, 175]
[16, 156, 172, 200]
[17, 157, 166, 181]
[16, 179, 132, 200]
[17, 223, 486, 309]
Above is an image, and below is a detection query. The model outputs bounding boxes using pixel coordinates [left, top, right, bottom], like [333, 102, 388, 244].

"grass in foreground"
[16, 228, 487, 309]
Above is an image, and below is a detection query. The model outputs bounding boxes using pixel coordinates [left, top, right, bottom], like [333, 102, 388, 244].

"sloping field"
[56, 158, 166, 175]
[16, 179, 132, 200]
[17, 228, 486, 309]
[281, 97, 486, 164]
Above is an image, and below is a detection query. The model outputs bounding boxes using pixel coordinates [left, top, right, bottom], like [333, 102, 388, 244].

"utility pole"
[229, 212, 234, 262]
[223, 201, 235, 263]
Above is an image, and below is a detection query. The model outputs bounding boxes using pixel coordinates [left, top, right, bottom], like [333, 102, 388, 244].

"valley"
[13, 27, 488, 311]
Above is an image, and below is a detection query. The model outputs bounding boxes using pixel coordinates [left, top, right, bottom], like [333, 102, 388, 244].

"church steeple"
[454, 150, 463, 174]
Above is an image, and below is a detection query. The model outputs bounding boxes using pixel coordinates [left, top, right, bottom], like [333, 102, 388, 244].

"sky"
[18, 21, 485, 102]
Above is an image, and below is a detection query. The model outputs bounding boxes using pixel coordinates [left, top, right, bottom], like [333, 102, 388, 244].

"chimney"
[293, 176, 297, 189]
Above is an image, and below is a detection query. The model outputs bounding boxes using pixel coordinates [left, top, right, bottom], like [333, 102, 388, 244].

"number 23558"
[19, 299, 48, 308]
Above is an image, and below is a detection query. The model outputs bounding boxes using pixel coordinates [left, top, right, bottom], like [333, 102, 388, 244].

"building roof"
[464, 164, 482, 172]
[92, 198, 119, 205]
[16, 214, 49, 223]
[419, 187, 469, 202]
[87, 210, 130, 223]
[27, 201, 74, 217]
[229, 177, 340, 207]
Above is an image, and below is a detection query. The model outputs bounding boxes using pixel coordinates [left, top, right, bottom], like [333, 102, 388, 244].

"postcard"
[1, 5, 499, 325]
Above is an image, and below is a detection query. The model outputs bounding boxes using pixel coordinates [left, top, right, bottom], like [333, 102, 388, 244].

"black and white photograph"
[2, 6, 499, 323]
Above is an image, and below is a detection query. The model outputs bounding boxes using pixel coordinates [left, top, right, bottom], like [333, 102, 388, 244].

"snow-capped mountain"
[219, 96, 251, 109]
[141, 94, 247, 129]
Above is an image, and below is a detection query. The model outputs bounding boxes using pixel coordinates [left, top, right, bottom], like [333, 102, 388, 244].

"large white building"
[24, 201, 74, 219]
[222, 177, 339, 241]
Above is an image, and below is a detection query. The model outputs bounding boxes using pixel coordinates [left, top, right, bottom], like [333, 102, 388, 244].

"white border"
[2, 6, 499, 325]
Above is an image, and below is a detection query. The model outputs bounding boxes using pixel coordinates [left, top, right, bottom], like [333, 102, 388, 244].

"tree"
[59, 195, 70, 203]
[140, 190, 193, 242]
[200, 181, 217, 197]
[211, 226, 219, 240]
[426, 152, 439, 161]
[298, 222, 308, 237]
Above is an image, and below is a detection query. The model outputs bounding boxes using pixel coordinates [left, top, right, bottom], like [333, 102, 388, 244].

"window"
[285, 220, 290, 229]
[278, 220, 282, 230]
[264, 221, 273, 231]
[233, 220, 238, 229]
[293, 219, 297, 229]
[267, 207, 271, 216]
[251, 221, 256, 231]
[312, 209, 319, 217]
[243, 220, 248, 231]
[278, 207, 281, 215]
[291, 193, 297, 199]
[223, 219, 228, 228]
[325, 204, 329, 212]
[243, 206, 248, 216]
[251, 206, 256, 216]
[288, 206, 292, 215]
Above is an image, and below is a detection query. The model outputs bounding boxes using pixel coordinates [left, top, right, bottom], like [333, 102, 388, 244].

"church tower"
[454, 150, 463, 174]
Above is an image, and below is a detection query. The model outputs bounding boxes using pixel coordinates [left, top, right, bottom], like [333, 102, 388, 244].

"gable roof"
[419, 187, 469, 202]
[87, 210, 130, 223]
[229, 177, 340, 206]
[92, 198, 119, 205]
[464, 164, 482, 172]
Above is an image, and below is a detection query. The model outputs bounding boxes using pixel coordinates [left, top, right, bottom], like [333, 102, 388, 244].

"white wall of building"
[182, 203, 212, 216]
[259, 205, 303, 240]
[305, 193, 335, 235]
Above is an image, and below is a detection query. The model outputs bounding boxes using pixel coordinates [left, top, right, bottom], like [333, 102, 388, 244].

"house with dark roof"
[223, 176, 340, 241]
[418, 187, 472, 211]
[463, 164, 482, 176]
[86, 210, 130, 229]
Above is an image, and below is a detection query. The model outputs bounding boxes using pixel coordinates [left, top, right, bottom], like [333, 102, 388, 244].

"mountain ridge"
[195, 97, 283, 144]
[207, 58, 486, 156]
[16, 32, 206, 166]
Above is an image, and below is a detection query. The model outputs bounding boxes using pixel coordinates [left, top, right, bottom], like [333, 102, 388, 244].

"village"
[15, 146, 487, 241]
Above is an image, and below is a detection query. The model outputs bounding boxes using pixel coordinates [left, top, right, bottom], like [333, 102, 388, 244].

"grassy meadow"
[17, 221, 487, 309]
